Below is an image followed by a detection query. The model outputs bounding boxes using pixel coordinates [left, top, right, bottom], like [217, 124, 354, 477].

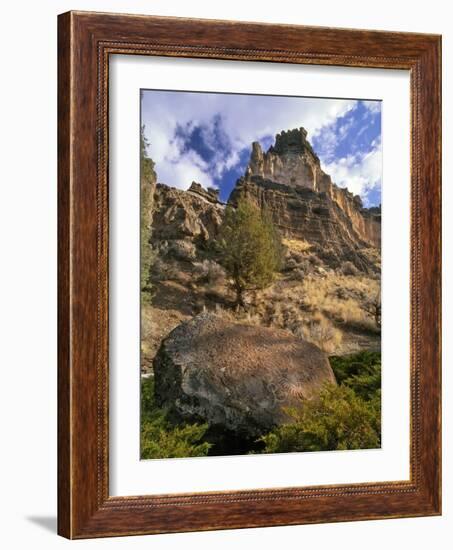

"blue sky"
[141, 90, 382, 207]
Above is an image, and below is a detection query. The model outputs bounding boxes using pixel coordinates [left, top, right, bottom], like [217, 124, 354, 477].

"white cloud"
[157, 156, 214, 190]
[362, 100, 381, 114]
[141, 91, 358, 191]
[321, 137, 382, 206]
[312, 110, 359, 163]
[338, 117, 355, 140]
[314, 125, 337, 161]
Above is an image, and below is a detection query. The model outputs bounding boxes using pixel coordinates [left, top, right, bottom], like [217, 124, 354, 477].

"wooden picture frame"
[58, 10, 441, 539]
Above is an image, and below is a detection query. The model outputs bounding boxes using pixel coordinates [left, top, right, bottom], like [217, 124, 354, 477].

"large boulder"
[153, 312, 336, 438]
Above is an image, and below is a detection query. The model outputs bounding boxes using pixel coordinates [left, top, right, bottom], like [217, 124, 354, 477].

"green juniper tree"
[215, 195, 282, 308]
[140, 125, 156, 295]
[260, 351, 381, 453]
[261, 384, 381, 453]
[141, 377, 211, 459]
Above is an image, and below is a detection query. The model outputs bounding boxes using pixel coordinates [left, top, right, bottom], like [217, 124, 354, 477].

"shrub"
[260, 384, 381, 453]
[193, 259, 226, 285]
[308, 254, 322, 267]
[341, 260, 359, 276]
[150, 257, 168, 281]
[166, 239, 197, 261]
[291, 268, 306, 282]
[361, 291, 382, 329]
[298, 314, 343, 354]
[150, 257, 183, 282]
[285, 257, 298, 271]
[329, 351, 381, 401]
[141, 377, 211, 459]
[318, 247, 339, 269]
[293, 251, 307, 263]
[260, 351, 381, 453]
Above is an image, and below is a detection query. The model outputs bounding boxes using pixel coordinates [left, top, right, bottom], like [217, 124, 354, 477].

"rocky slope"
[142, 127, 381, 371]
[152, 181, 224, 243]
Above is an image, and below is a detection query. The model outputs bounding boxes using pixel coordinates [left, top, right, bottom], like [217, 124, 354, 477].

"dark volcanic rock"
[153, 312, 336, 438]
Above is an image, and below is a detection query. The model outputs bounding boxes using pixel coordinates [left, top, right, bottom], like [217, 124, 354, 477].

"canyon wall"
[245, 127, 380, 248]
[149, 127, 381, 273]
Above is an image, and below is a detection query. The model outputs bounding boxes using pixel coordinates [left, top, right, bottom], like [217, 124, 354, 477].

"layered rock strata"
[244, 127, 380, 249]
[149, 127, 380, 273]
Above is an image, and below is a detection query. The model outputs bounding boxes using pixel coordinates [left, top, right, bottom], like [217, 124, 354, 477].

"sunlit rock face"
[241, 127, 381, 251]
[149, 127, 381, 274]
[247, 128, 322, 191]
[152, 182, 224, 243]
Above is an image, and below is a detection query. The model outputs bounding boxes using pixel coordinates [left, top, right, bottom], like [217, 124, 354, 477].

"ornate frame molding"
[58, 11, 441, 538]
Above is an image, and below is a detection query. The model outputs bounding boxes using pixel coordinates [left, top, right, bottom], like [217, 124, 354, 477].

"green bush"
[140, 124, 157, 294]
[215, 196, 282, 307]
[261, 384, 380, 453]
[260, 351, 381, 454]
[329, 351, 381, 401]
[140, 377, 211, 459]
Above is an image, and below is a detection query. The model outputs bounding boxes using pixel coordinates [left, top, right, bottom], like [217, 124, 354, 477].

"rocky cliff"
[152, 181, 224, 243]
[142, 128, 381, 374]
[242, 127, 380, 249]
[149, 127, 380, 274]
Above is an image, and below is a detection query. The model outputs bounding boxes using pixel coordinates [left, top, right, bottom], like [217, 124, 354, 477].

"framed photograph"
[58, 11, 441, 538]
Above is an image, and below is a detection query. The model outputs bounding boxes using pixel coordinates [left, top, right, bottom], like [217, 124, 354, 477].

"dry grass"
[294, 313, 343, 354]
[213, 299, 343, 354]
[215, 270, 380, 348]
[145, 244, 380, 360]
[283, 237, 312, 254]
[359, 246, 381, 272]
[213, 303, 263, 327]
[300, 273, 379, 331]
[192, 259, 226, 288]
